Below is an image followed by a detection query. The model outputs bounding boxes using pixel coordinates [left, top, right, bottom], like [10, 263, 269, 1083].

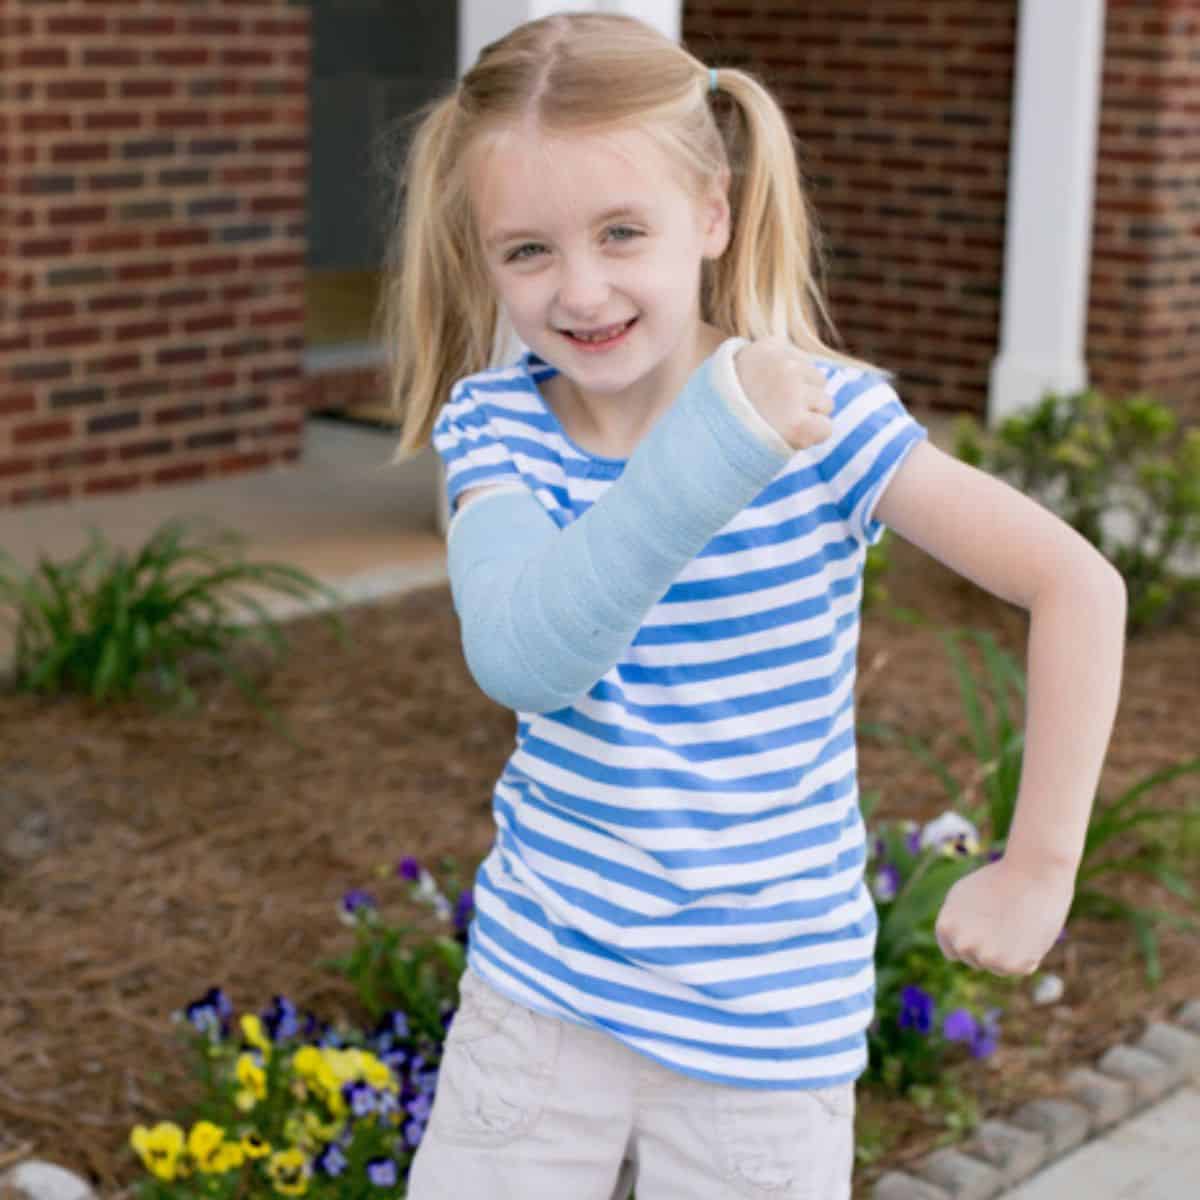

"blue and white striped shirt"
[431, 347, 927, 1089]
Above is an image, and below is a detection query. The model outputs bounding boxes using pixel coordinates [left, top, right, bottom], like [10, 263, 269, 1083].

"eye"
[504, 242, 545, 264]
[605, 225, 643, 244]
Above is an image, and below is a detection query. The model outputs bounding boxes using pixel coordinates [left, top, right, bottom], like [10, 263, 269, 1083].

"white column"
[988, 0, 1106, 426]
[460, 0, 596, 75]
[598, 0, 680, 41]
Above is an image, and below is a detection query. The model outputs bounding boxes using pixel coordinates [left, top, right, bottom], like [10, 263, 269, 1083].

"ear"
[700, 167, 732, 260]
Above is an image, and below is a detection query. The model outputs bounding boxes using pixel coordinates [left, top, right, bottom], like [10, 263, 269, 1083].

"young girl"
[381, 13, 1126, 1199]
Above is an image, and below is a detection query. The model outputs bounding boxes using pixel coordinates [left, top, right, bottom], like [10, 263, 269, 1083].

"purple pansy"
[397, 856, 421, 882]
[453, 889, 474, 936]
[898, 985, 935, 1035]
[366, 1158, 399, 1188]
[184, 987, 233, 1040]
[970, 1008, 1002, 1059]
[942, 1007, 977, 1044]
[315, 1143, 349, 1178]
[261, 994, 301, 1042]
[873, 863, 901, 902]
[345, 1081, 377, 1119]
[340, 888, 377, 924]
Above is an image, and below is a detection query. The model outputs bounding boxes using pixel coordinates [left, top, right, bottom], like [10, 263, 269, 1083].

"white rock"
[1031, 972, 1065, 1006]
[0, 1162, 97, 1200]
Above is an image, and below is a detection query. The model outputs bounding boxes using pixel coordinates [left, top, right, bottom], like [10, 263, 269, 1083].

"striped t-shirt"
[431, 346, 927, 1089]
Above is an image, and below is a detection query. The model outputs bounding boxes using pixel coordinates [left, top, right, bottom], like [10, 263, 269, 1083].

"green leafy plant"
[322, 857, 473, 1033]
[859, 792, 1013, 1097]
[0, 516, 346, 732]
[864, 629, 1200, 983]
[954, 389, 1200, 633]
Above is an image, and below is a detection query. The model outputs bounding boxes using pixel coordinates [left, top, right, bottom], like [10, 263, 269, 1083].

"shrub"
[953, 389, 1200, 633]
[0, 516, 346, 733]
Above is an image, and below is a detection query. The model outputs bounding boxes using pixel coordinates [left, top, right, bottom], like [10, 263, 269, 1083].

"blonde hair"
[376, 11, 889, 460]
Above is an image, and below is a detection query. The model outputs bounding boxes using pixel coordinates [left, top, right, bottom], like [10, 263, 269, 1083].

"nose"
[556, 251, 609, 320]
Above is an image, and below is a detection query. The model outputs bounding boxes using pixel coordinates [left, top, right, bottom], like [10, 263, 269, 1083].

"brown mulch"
[1, 538, 1197, 1198]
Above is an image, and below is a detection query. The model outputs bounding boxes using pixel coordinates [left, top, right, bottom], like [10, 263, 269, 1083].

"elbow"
[462, 643, 575, 715]
[1059, 545, 1127, 631]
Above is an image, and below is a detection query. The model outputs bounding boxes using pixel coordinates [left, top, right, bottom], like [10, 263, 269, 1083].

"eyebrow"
[484, 205, 649, 250]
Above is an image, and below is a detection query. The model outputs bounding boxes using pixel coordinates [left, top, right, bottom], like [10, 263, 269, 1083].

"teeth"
[571, 321, 630, 342]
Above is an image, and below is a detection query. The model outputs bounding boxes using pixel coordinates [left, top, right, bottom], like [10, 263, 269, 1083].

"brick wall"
[0, 0, 309, 509]
[684, 1, 1018, 418]
[1089, 1, 1200, 425]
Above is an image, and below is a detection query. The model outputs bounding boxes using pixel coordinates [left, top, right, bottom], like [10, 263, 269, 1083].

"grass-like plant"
[863, 629, 1200, 984]
[0, 516, 346, 733]
[954, 389, 1200, 633]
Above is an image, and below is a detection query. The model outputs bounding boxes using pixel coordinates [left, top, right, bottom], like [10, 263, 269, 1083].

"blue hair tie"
[708, 67, 719, 94]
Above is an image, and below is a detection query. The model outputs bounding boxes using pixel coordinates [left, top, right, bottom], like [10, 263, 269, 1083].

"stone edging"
[872, 997, 1200, 1199]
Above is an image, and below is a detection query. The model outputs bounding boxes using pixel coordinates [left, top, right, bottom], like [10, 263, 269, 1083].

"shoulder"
[433, 356, 536, 439]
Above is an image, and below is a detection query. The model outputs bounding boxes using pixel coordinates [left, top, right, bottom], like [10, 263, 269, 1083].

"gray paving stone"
[1063, 1065, 1137, 1131]
[873, 1171, 952, 1200]
[914, 1147, 1005, 1199]
[1008, 1096, 1091, 1157]
[1175, 998, 1200, 1035]
[961, 1117, 1049, 1187]
[1097, 1041, 1184, 1104]
[1137, 1019, 1200, 1080]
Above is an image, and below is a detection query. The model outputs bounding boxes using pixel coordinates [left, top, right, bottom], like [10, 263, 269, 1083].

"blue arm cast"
[445, 340, 794, 714]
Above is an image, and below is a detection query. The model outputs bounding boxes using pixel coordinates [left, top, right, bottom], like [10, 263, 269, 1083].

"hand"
[733, 335, 834, 451]
[934, 855, 1076, 977]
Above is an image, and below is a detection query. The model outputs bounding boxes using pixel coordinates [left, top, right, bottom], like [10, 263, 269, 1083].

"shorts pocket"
[428, 966, 562, 1148]
[713, 1081, 856, 1197]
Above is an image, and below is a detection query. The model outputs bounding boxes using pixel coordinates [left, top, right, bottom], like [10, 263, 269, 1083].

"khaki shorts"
[406, 963, 857, 1199]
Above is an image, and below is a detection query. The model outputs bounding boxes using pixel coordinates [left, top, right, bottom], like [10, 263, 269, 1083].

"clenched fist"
[733, 336, 834, 451]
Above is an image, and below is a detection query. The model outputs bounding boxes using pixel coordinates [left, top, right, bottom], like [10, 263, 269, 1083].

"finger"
[788, 412, 833, 449]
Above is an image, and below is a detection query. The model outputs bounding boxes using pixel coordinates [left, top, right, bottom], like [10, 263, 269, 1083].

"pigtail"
[377, 93, 498, 460]
[706, 69, 890, 380]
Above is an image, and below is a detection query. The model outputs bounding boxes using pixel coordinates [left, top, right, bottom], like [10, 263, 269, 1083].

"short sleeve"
[816, 369, 928, 547]
[431, 378, 525, 514]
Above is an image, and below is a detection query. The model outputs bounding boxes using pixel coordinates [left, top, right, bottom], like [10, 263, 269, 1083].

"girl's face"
[470, 123, 730, 406]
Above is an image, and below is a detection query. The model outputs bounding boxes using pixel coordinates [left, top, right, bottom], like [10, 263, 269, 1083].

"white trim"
[989, 0, 1106, 425]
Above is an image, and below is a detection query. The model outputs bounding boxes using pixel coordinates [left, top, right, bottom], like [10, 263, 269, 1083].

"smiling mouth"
[559, 318, 637, 344]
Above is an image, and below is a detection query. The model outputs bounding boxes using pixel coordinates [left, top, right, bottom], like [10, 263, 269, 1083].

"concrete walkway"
[1002, 1085, 1200, 1200]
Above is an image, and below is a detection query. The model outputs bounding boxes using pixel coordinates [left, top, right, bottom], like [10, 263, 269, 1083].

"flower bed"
[1, 544, 1197, 1197]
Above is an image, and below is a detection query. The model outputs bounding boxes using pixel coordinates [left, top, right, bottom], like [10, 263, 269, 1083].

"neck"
[555, 321, 728, 455]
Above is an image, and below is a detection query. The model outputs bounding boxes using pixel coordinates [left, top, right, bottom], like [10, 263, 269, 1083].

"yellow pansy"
[360, 1052, 398, 1092]
[291, 1046, 323, 1080]
[130, 1122, 185, 1182]
[303, 1110, 344, 1144]
[186, 1121, 226, 1173]
[292, 1047, 339, 1104]
[237, 1052, 267, 1093]
[241, 1013, 273, 1058]
[241, 1132, 271, 1159]
[210, 1143, 245, 1172]
[267, 1147, 310, 1196]
[283, 1113, 316, 1153]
